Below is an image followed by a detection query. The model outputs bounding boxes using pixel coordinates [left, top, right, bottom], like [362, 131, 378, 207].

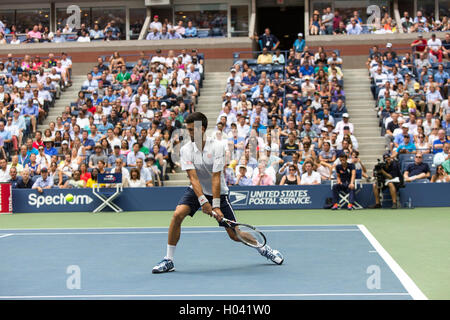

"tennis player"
[153, 112, 284, 273]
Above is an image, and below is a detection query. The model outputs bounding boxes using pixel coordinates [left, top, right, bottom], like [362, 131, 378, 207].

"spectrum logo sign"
[28, 193, 93, 209]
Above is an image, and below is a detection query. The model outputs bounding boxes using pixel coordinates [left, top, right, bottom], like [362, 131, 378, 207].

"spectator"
[235, 165, 253, 186]
[346, 18, 362, 35]
[293, 33, 305, 53]
[331, 153, 356, 210]
[252, 162, 274, 186]
[184, 21, 197, 38]
[279, 164, 301, 185]
[300, 161, 321, 185]
[257, 47, 273, 65]
[433, 142, 450, 166]
[127, 168, 145, 187]
[253, 28, 280, 50]
[149, 15, 162, 32]
[431, 164, 450, 182]
[403, 152, 430, 182]
[427, 34, 443, 63]
[31, 167, 53, 193]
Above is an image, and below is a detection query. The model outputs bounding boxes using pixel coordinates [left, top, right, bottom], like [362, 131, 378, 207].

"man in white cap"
[335, 113, 354, 135]
[384, 42, 398, 61]
[293, 33, 305, 53]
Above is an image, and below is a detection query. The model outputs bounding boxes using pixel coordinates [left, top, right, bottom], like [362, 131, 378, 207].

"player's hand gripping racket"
[211, 211, 266, 248]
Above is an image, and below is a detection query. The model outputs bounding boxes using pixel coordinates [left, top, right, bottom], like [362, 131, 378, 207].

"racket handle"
[211, 210, 225, 222]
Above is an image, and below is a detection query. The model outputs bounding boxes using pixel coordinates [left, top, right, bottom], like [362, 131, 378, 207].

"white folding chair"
[92, 173, 123, 213]
[330, 179, 364, 209]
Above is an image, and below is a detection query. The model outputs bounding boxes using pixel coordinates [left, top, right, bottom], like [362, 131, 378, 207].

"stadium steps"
[344, 68, 385, 176]
[166, 71, 228, 186]
[41, 75, 86, 127]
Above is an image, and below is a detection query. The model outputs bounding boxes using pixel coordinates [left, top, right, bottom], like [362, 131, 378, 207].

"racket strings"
[235, 225, 266, 248]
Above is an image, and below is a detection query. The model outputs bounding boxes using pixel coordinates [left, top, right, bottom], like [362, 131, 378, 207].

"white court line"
[0, 234, 13, 239]
[0, 293, 411, 299]
[5, 229, 360, 236]
[357, 225, 428, 300]
[0, 224, 359, 231]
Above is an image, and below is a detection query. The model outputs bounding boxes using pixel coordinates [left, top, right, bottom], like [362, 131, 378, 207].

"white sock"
[165, 244, 176, 261]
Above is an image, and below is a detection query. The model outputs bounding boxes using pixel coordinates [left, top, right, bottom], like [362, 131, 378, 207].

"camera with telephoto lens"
[373, 159, 386, 187]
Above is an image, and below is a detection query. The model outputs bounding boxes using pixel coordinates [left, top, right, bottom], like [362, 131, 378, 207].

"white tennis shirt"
[180, 136, 229, 196]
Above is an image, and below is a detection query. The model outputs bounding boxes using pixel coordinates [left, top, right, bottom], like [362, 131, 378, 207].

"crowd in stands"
[367, 37, 450, 185]
[0, 18, 122, 44]
[0, 48, 205, 190]
[310, 7, 450, 35]
[145, 15, 216, 40]
[217, 42, 370, 187]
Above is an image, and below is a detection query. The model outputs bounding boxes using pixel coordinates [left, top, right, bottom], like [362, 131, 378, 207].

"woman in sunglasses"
[431, 165, 450, 183]
[415, 133, 430, 154]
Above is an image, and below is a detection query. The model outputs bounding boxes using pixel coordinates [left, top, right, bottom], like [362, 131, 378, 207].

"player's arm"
[211, 171, 224, 222]
[186, 169, 212, 217]
[211, 142, 226, 222]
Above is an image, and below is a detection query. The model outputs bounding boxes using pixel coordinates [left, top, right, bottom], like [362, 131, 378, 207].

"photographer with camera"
[370, 152, 403, 209]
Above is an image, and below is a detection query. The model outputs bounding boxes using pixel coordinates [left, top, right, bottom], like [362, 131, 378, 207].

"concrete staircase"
[42, 75, 86, 127]
[344, 69, 385, 175]
[164, 71, 229, 186]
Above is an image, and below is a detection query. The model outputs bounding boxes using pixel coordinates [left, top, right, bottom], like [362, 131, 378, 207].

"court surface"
[0, 224, 426, 300]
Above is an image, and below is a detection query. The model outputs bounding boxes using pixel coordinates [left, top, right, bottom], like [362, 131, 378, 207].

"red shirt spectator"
[411, 34, 427, 54]
[32, 132, 44, 150]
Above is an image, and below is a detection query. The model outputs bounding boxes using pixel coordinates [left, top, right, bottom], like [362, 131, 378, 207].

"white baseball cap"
[386, 43, 392, 48]
[343, 113, 349, 118]
[298, 33, 303, 37]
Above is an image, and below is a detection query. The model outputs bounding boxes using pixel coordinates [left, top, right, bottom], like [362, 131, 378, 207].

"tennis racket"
[211, 211, 266, 248]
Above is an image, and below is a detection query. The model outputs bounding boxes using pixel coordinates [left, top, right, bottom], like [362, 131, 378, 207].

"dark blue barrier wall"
[10, 183, 449, 213]
[11, 184, 377, 213]
[399, 183, 450, 207]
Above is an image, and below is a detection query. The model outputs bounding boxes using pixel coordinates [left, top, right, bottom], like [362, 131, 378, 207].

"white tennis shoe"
[260, 246, 284, 265]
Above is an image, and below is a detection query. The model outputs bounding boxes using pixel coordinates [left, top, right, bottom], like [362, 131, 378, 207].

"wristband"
[212, 198, 221, 209]
[198, 195, 208, 206]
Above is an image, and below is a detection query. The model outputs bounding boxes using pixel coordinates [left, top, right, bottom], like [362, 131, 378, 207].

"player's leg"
[153, 188, 200, 274]
[168, 204, 191, 247]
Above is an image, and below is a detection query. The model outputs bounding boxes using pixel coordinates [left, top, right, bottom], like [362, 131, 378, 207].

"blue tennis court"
[0, 225, 425, 300]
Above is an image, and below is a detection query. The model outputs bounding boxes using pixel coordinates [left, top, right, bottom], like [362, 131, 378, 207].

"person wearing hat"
[42, 138, 57, 156]
[393, 123, 414, 150]
[31, 166, 53, 193]
[89, 143, 108, 169]
[369, 153, 402, 209]
[149, 15, 162, 32]
[383, 42, 397, 61]
[335, 113, 354, 135]
[293, 32, 305, 53]
[301, 75, 316, 97]
[392, 134, 417, 158]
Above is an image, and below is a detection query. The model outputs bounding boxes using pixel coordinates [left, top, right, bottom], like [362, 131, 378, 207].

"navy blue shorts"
[177, 187, 237, 228]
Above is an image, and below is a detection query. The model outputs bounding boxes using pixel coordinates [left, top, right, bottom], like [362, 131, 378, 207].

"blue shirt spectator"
[185, 25, 198, 38]
[434, 70, 449, 85]
[21, 102, 39, 117]
[96, 121, 114, 135]
[293, 34, 305, 52]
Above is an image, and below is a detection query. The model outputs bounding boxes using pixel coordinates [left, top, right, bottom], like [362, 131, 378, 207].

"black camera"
[373, 159, 386, 186]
